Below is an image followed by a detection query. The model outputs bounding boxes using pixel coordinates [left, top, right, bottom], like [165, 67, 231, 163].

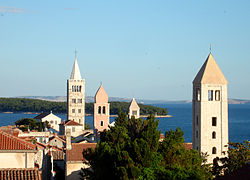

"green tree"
[212, 141, 250, 177]
[81, 112, 212, 180]
[15, 118, 50, 132]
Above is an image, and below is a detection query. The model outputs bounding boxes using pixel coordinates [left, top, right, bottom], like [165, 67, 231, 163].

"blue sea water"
[0, 104, 249, 143]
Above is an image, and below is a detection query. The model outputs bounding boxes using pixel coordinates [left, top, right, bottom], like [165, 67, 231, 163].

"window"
[102, 106, 106, 114]
[72, 127, 75, 132]
[212, 147, 217, 154]
[72, 86, 75, 92]
[100, 121, 104, 126]
[50, 121, 54, 124]
[98, 106, 101, 114]
[196, 147, 199, 150]
[72, 109, 75, 113]
[78, 109, 81, 113]
[78, 99, 82, 103]
[79, 86, 82, 92]
[208, 90, 213, 101]
[212, 117, 217, 126]
[215, 90, 220, 101]
[196, 88, 201, 101]
[132, 110, 137, 116]
[212, 131, 216, 139]
[196, 116, 198, 125]
[72, 99, 76, 103]
[196, 131, 198, 138]
[55, 121, 57, 125]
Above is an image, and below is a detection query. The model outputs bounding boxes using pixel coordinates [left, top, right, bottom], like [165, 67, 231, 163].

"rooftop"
[0, 168, 41, 180]
[66, 143, 96, 162]
[0, 130, 36, 150]
[60, 120, 82, 126]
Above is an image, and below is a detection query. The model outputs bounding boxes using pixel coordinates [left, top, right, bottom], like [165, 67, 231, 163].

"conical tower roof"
[129, 98, 140, 110]
[95, 85, 108, 103]
[193, 53, 227, 84]
[70, 58, 82, 80]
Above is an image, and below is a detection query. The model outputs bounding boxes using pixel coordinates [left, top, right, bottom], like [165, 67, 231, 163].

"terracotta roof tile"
[52, 151, 65, 160]
[0, 168, 42, 180]
[66, 143, 96, 162]
[60, 120, 82, 126]
[0, 130, 36, 150]
[183, 143, 192, 150]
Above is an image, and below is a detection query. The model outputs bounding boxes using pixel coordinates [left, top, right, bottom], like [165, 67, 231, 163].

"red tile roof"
[0, 130, 36, 150]
[60, 120, 82, 126]
[0, 168, 42, 180]
[183, 143, 192, 150]
[49, 135, 66, 143]
[66, 143, 96, 162]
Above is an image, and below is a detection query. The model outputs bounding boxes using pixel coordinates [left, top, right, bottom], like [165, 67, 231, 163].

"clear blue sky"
[1, 0, 250, 100]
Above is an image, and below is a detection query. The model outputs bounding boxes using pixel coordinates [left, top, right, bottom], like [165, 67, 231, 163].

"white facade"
[67, 58, 85, 130]
[128, 98, 140, 119]
[192, 53, 228, 164]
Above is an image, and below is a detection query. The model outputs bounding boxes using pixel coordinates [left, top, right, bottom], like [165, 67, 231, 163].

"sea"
[0, 104, 249, 143]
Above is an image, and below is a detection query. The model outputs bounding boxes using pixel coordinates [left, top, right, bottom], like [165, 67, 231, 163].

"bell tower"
[192, 53, 228, 164]
[67, 53, 85, 129]
[93, 85, 110, 133]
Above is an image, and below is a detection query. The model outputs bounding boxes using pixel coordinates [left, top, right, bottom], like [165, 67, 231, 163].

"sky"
[0, 0, 250, 101]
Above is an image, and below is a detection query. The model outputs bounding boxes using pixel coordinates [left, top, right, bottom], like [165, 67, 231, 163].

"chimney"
[66, 129, 72, 150]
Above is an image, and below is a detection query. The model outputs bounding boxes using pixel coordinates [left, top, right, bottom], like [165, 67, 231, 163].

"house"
[59, 120, 83, 137]
[0, 130, 42, 180]
[66, 143, 96, 180]
[49, 134, 66, 148]
[34, 111, 61, 132]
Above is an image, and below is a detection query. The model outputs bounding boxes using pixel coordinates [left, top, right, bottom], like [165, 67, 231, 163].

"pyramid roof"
[70, 58, 82, 80]
[193, 53, 227, 84]
[129, 98, 140, 110]
[95, 85, 108, 103]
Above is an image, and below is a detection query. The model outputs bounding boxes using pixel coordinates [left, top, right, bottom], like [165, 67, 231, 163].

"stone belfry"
[128, 98, 140, 119]
[93, 85, 110, 133]
[67, 53, 85, 129]
[192, 53, 228, 164]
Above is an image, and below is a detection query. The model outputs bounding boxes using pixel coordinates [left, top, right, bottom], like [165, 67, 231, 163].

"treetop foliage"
[81, 112, 212, 180]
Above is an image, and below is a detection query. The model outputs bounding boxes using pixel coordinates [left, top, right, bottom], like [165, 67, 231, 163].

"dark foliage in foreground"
[81, 112, 212, 180]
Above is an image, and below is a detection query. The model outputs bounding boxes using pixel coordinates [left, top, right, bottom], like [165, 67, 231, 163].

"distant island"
[0, 98, 168, 116]
[15, 96, 250, 105]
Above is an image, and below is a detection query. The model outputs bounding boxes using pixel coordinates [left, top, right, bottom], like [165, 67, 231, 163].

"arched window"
[212, 131, 216, 139]
[196, 88, 201, 101]
[98, 106, 101, 114]
[196, 131, 198, 138]
[102, 106, 106, 114]
[196, 116, 199, 125]
[215, 90, 220, 101]
[79, 86, 82, 92]
[212, 147, 217, 154]
[208, 90, 213, 101]
[100, 121, 104, 126]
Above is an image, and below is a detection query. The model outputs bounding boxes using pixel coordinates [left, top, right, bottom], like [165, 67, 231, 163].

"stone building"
[93, 85, 110, 138]
[0, 130, 42, 179]
[128, 98, 140, 119]
[34, 111, 61, 132]
[59, 120, 83, 137]
[192, 53, 228, 164]
[67, 56, 85, 130]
